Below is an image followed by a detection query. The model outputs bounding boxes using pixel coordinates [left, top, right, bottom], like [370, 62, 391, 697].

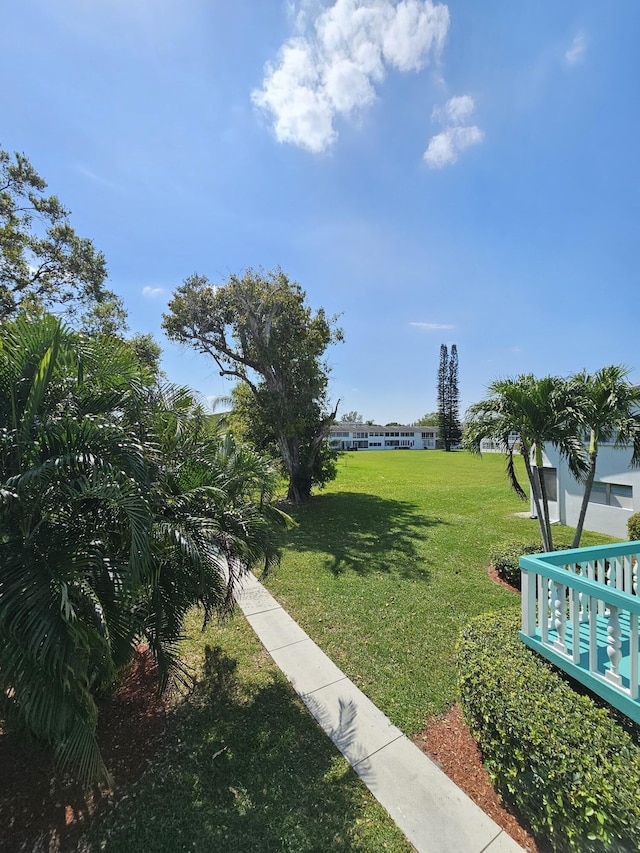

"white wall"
[544, 444, 639, 540]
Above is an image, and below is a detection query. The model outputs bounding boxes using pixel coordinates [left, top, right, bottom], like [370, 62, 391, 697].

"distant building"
[479, 431, 520, 454]
[328, 423, 439, 450]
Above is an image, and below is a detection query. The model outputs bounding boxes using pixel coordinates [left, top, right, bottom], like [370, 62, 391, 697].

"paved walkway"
[236, 573, 525, 853]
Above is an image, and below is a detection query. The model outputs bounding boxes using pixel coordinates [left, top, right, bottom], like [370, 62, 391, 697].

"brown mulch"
[488, 563, 521, 593]
[0, 649, 169, 853]
[414, 705, 544, 853]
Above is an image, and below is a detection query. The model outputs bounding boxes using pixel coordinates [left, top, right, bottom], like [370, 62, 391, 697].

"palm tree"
[465, 375, 587, 551]
[0, 315, 152, 782]
[0, 314, 291, 783]
[569, 366, 640, 548]
[138, 383, 291, 687]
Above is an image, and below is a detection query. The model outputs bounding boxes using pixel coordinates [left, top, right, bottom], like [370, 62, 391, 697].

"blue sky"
[3, 1, 639, 424]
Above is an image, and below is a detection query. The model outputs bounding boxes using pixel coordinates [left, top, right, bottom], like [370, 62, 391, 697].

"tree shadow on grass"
[285, 492, 446, 580]
[87, 644, 405, 853]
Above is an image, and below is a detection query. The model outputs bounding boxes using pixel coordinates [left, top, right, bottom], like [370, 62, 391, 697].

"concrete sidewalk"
[236, 573, 525, 853]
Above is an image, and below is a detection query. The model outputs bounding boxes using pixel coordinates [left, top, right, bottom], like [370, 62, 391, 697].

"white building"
[535, 442, 638, 540]
[329, 423, 439, 451]
[479, 431, 520, 454]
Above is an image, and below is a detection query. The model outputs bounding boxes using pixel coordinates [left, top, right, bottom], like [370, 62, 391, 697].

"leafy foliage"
[458, 612, 640, 852]
[489, 539, 573, 588]
[0, 314, 289, 783]
[340, 410, 363, 423]
[162, 267, 343, 503]
[414, 411, 439, 426]
[628, 513, 640, 541]
[0, 146, 122, 323]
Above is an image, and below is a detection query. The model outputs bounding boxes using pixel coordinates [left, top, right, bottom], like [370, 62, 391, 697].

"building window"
[541, 468, 557, 503]
[422, 431, 435, 439]
[386, 440, 399, 447]
[589, 482, 633, 510]
[354, 432, 369, 439]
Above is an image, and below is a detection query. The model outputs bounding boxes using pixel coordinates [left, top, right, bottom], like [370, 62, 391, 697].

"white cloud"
[142, 286, 165, 298]
[565, 32, 587, 66]
[252, 0, 450, 153]
[410, 321, 454, 330]
[423, 124, 483, 168]
[432, 93, 475, 125]
[424, 94, 483, 168]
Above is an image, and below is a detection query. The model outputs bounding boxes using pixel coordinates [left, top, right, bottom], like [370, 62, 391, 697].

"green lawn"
[264, 450, 616, 733]
[88, 449, 614, 851]
[88, 609, 412, 852]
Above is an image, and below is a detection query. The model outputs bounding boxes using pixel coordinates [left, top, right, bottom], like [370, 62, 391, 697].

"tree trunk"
[286, 470, 313, 503]
[524, 451, 552, 551]
[537, 463, 553, 552]
[572, 450, 597, 549]
[277, 433, 317, 504]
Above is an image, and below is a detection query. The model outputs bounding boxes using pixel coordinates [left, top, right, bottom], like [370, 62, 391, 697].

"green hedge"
[628, 513, 640, 541]
[457, 612, 640, 852]
[489, 540, 573, 589]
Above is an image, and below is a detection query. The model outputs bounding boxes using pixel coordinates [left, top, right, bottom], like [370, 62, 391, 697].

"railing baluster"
[624, 556, 632, 594]
[570, 587, 581, 663]
[588, 596, 598, 673]
[605, 606, 623, 687]
[553, 582, 568, 654]
[598, 560, 605, 615]
[539, 574, 548, 644]
[630, 613, 639, 701]
[521, 569, 536, 636]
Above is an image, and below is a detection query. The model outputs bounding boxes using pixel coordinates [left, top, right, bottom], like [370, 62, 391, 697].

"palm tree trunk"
[572, 450, 597, 549]
[523, 450, 551, 551]
[537, 464, 553, 552]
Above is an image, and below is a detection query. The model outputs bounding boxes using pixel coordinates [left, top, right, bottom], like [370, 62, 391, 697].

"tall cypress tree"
[437, 344, 448, 449]
[447, 344, 462, 449]
[437, 343, 461, 451]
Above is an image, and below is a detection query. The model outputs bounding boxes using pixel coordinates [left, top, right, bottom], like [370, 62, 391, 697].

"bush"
[489, 540, 572, 589]
[457, 612, 640, 852]
[628, 513, 640, 541]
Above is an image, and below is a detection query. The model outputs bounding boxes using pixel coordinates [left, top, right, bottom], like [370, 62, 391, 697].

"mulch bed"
[0, 649, 168, 853]
[414, 705, 543, 853]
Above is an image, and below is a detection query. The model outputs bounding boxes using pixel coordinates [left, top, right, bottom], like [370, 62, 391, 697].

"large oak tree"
[162, 267, 343, 503]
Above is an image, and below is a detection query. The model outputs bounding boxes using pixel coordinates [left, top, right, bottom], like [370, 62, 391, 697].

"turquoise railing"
[520, 541, 640, 723]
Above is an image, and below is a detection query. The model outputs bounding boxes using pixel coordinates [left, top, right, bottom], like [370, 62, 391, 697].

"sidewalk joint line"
[479, 829, 505, 853]
[351, 733, 405, 768]
[267, 637, 311, 652]
[302, 675, 349, 695]
[240, 604, 283, 617]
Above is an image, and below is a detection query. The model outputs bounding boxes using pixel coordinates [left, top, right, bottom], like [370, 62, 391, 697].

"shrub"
[457, 611, 640, 852]
[628, 513, 640, 541]
[489, 540, 572, 589]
